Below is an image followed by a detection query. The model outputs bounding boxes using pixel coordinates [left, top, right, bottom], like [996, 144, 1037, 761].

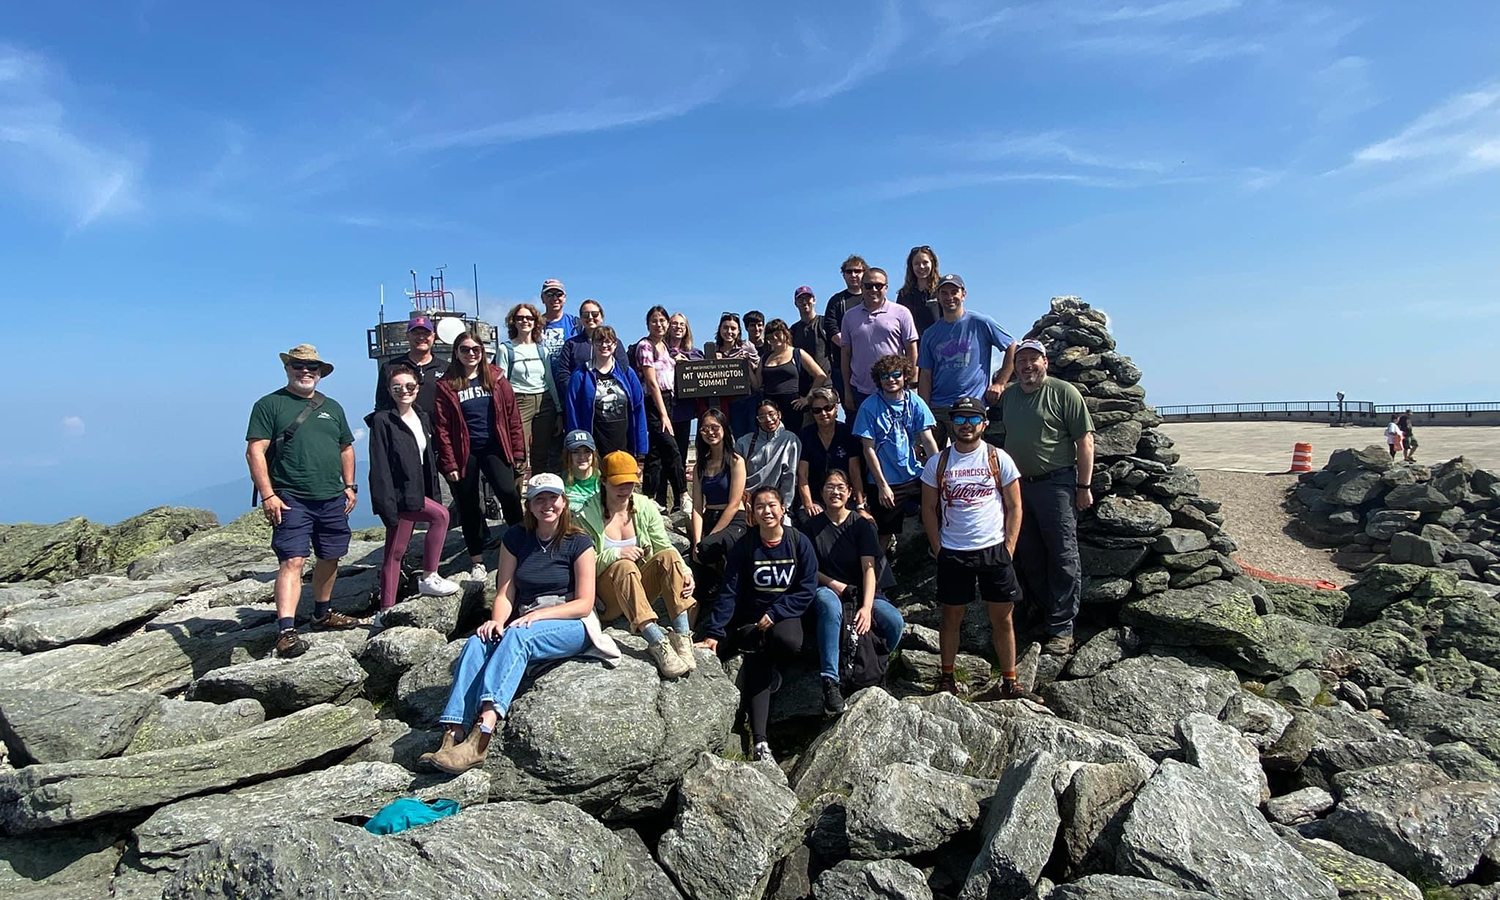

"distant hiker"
[917, 274, 1016, 450]
[737, 398, 801, 516]
[1385, 414, 1404, 460]
[433, 331, 526, 582]
[424, 474, 620, 774]
[1399, 410, 1417, 461]
[533, 279, 576, 473]
[759, 317, 829, 426]
[666, 311, 703, 502]
[373, 316, 443, 416]
[804, 469, 903, 715]
[562, 429, 600, 508]
[896, 245, 942, 335]
[790, 287, 834, 426]
[840, 267, 919, 416]
[551, 298, 629, 389]
[688, 408, 748, 606]
[796, 386, 868, 524]
[1001, 339, 1095, 657]
[822, 254, 868, 404]
[578, 452, 697, 679]
[563, 325, 648, 460]
[368, 363, 460, 628]
[493, 302, 560, 481]
[704, 312, 762, 438]
[635, 305, 686, 511]
[245, 344, 360, 658]
[700, 485, 819, 764]
[853, 353, 938, 556]
[921, 396, 1038, 700]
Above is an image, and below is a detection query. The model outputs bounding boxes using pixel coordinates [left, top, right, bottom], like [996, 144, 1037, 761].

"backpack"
[934, 443, 1001, 526]
[839, 589, 890, 690]
[251, 391, 325, 506]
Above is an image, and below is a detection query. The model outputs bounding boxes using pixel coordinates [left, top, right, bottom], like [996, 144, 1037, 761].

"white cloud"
[1343, 81, 1500, 187]
[352, 427, 367, 442]
[61, 415, 85, 437]
[780, 0, 905, 106]
[952, 131, 1171, 174]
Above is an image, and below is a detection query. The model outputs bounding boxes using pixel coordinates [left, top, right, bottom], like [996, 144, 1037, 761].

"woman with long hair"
[796, 386, 867, 522]
[367, 364, 461, 627]
[423, 474, 620, 773]
[433, 331, 527, 580]
[493, 302, 558, 479]
[736, 398, 800, 513]
[687, 408, 748, 618]
[636, 305, 686, 510]
[563, 325, 648, 460]
[758, 317, 828, 426]
[666, 312, 702, 497]
[579, 452, 697, 678]
[705, 312, 761, 439]
[897, 244, 941, 335]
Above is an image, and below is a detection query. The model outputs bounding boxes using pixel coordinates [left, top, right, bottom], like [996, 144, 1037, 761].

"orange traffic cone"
[1289, 442, 1313, 473]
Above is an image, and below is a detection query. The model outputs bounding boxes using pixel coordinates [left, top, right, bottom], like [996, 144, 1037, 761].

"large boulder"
[1432, 598, 1500, 669]
[481, 635, 738, 821]
[126, 530, 278, 580]
[160, 801, 640, 900]
[1322, 761, 1500, 885]
[1274, 826, 1422, 900]
[1120, 582, 1314, 677]
[1091, 497, 1172, 537]
[790, 689, 970, 801]
[0, 589, 180, 653]
[98, 507, 222, 573]
[813, 859, 933, 900]
[123, 697, 266, 755]
[0, 519, 108, 583]
[0, 825, 124, 900]
[1327, 446, 1393, 474]
[360, 625, 450, 697]
[1388, 532, 1443, 567]
[1177, 713, 1268, 806]
[844, 762, 980, 860]
[1382, 484, 1453, 513]
[187, 644, 367, 714]
[961, 750, 1065, 900]
[657, 753, 803, 900]
[1057, 761, 1151, 879]
[0, 689, 160, 764]
[0, 702, 377, 832]
[1381, 685, 1500, 763]
[1322, 471, 1385, 507]
[1115, 760, 1337, 900]
[1044, 876, 1216, 899]
[1262, 582, 1350, 628]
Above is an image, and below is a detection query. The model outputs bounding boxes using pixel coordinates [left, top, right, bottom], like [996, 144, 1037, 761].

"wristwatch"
[1076, 483, 1092, 490]
[345, 483, 359, 493]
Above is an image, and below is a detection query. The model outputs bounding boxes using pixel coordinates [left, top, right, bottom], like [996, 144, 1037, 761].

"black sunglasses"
[458, 345, 484, 354]
[862, 282, 888, 290]
[878, 371, 904, 381]
[811, 405, 836, 413]
[390, 383, 419, 394]
[288, 361, 322, 372]
[842, 268, 864, 274]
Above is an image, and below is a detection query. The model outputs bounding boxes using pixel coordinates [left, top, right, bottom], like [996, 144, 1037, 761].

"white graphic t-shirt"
[919, 443, 1021, 551]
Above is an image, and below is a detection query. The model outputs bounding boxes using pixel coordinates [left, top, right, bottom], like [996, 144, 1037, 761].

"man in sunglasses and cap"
[373, 315, 444, 416]
[916, 274, 1015, 450]
[247, 344, 361, 658]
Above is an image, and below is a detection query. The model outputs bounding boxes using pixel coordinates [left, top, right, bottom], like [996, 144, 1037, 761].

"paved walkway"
[1158, 422, 1500, 472]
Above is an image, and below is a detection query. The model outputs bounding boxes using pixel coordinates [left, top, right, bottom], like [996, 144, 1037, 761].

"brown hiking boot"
[934, 672, 959, 696]
[998, 679, 1045, 704]
[311, 610, 359, 629]
[274, 628, 308, 658]
[418, 728, 459, 769]
[648, 639, 690, 679]
[430, 723, 491, 774]
[1041, 634, 1076, 656]
[668, 631, 698, 673]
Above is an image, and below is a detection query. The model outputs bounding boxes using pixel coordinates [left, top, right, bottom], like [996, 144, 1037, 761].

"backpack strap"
[987, 444, 1001, 489]
[935, 446, 953, 526]
[253, 391, 325, 506]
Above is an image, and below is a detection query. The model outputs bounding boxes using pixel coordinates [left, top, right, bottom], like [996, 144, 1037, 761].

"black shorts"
[936, 543, 1021, 606]
[869, 478, 922, 537]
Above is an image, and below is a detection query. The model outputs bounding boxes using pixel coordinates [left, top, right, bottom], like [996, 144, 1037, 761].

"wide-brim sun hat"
[525, 472, 566, 500]
[279, 344, 334, 376]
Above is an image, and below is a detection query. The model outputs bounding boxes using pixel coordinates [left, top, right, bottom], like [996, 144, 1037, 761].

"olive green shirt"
[999, 376, 1094, 478]
[246, 389, 355, 500]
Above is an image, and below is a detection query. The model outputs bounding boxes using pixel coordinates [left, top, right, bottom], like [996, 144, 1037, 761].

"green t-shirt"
[565, 473, 599, 510]
[246, 388, 355, 501]
[1000, 376, 1094, 478]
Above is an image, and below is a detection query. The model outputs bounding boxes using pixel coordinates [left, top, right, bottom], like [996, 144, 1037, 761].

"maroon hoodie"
[432, 364, 526, 475]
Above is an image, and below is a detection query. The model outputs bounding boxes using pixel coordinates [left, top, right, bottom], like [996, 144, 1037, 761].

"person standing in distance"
[790, 286, 834, 426]
[246, 345, 361, 658]
[822, 254, 867, 404]
[1001, 339, 1094, 656]
[840, 267, 918, 416]
[373, 316, 444, 416]
[533, 280, 577, 474]
[896, 245, 942, 335]
[917, 275, 1015, 449]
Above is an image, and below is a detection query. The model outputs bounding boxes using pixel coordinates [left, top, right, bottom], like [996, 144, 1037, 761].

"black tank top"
[761, 352, 801, 398]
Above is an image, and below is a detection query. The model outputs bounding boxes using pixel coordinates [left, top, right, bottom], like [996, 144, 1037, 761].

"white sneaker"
[680, 493, 694, 516]
[752, 741, 775, 763]
[417, 572, 462, 596]
[468, 563, 488, 582]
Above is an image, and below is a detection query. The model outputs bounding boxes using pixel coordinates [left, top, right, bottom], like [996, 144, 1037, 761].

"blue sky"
[4, 1, 1498, 524]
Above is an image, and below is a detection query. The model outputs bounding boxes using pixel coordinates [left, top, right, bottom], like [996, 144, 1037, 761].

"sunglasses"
[842, 268, 864, 275]
[862, 282, 888, 290]
[288, 361, 322, 372]
[952, 414, 985, 425]
[757, 412, 780, 421]
[878, 371, 904, 381]
[542, 290, 564, 298]
[811, 405, 836, 414]
[390, 383, 419, 394]
[580, 310, 603, 319]
[513, 315, 535, 322]
[458, 345, 483, 355]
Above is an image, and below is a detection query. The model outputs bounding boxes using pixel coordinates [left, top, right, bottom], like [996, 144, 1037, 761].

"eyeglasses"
[288, 361, 321, 372]
[458, 345, 483, 355]
[878, 371, 904, 381]
[513, 315, 535, 322]
[842, 268, 865, 275]
[811, 405, 835, 414]
[390, 383, 419, 394]
[542, 290, 564, 299]
[757, 412, 780, 421]
[824, 483, 850, 493]
[594, 339, 617, 347]
[952, 414, 985, 425]
[862, 282, 888, 291]
[580, 310, 603, 320]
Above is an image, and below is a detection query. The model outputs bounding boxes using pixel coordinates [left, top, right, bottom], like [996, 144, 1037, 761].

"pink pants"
[380, 498, 450, 609]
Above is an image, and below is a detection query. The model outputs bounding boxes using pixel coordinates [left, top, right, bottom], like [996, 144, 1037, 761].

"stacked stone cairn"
[2, 297, 1500, 899]
[1288, 445, 1500, 584]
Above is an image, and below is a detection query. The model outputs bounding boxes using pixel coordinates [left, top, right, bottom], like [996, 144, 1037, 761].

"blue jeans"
[811, 586, 904, 681]
[439, 622, 590, 725]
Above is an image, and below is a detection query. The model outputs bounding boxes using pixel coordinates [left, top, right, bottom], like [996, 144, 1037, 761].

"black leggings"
[455, 450, 522, 556]
[720, 617, 804, 744]
[643, 398, 686, 507]
[690, 511, 749, 620]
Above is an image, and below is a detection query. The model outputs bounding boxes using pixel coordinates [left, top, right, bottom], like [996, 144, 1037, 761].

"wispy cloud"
[1341, 81, 1500, 188]
[0, 45, 143, 229]
[868, 170, 1173, 201]
[1076, 0, 1243, 25]
[61, 415, 85, 437]
[781, 0, 904, 106]
[952, 131, 1172, 174]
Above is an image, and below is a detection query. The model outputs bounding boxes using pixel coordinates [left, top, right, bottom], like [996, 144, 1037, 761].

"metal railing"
[1155, 401, 1375, 417]
[1373, 402, 1500, 414]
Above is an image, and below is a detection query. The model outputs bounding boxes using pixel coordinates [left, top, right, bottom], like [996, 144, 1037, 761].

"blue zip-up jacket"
[705, 528, 819, 638]
[564, 361, 650, 456]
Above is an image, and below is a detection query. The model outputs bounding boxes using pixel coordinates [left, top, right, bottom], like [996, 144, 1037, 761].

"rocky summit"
[3, 295, 1499, 899]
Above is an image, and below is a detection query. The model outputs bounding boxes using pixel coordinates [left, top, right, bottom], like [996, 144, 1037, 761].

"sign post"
[676, 358, 752, 400]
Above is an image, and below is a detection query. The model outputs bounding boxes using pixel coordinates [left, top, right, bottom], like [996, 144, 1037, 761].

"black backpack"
[839, 588, 891, 690]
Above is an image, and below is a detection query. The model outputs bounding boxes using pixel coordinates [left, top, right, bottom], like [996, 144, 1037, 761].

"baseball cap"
[793, 285, 815, 300]
[1015, 338, 1047, 355]
[407, 315, 435, 333]
[541, 279, 566, 294]
[937, 274, 965, 290]
[601, 451, 641, 486]
[950, 396, 987, 417]
[564, 430, 596, 452]
[524, 472, 566, 500]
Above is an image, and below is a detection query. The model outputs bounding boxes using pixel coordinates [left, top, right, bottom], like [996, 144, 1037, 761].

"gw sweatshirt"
[705, 529, 819, 638]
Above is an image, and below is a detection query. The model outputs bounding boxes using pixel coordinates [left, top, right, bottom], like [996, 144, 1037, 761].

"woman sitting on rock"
[425, 474, 620, 774]
[367, 363, 461, 628]
[688, 407, 748, 606]
[579, 452, 698, 679]
[700, 484, 819, 764]
[562, 429, 600, 508]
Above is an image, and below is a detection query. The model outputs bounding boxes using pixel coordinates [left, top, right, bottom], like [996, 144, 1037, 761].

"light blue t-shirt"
[852, 391, 936, 486]
[917, 312, 1014, 408]
[540, 313, 579, 358]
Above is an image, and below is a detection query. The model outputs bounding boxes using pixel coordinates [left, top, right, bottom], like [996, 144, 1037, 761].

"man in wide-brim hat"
[246, 343, 360, 658]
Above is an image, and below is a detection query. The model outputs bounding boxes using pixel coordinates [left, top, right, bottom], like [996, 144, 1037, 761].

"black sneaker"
[821, 678, 846, 716]
[274, 628, 308, 658]
[934, 672, 959, 696]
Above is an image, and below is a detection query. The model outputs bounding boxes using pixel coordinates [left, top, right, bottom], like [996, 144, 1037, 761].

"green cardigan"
[577, 492, 679, 575]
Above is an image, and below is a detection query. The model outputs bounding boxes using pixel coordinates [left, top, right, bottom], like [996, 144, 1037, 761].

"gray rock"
[1178, 712, 1269, 806]
[1154, 529, 1210, 554]
[1058, 761, 1151, 878]
[374, 581, 488, 636]
[1275, 826, 1422, 900]
[814, 859, 933, 900]
[0, 688, 159, 764]
[1389, 532, 1443, 567]
[1093, 420, 1144, 459]
[123, 697, 266, 755]
[844, 762, 980, 859]
[961, 750, 1063, 900]
[481, 636, 739, 821]
[134, 761, 488, 875]
[1116, 760, 1337, 900]
[1432, 598, 1500, 669]
[1381, 685, 1500, 763]
[1262, 582, 1351, 628]
[1045, 875, 1216, 899]
[1266, 787, 1335, 826]
[1222, 690, 1293, 750]
[360, 625, 449, 697]
[1080, 543, 1150, 577]
[0, 824, 122, 900]
[160, 800, 638, 900]
[1365, 510, 1420, 541]
[1430, 742, 1500, 782]
[0, 591, 179, 653]
[1322, 471, 1386, 508]
[1266, 669, 1325, 705]
[1135, 568, 1171, 595]
[340, 719, 443, 769]
[1065, 627, 1141, 678]
[791, 689, 971, 801]
[126, 530, 278, 580]
[1042, 651, 1239, 756]
[615, 828, 687, 900]
[896, 649, 993, 688]
[1342, 564, 1439, 624]
[1447, 542, 1499, 569]
[1092, 497, 1172, 536]
[0, 702, 377, 832]
[1262, 709, 1319, 772]
[657, 753, 803, 900]
[1420, 523, 1463, 547]
[1327, 446, 1394, 474]
[187, 644, 366, 714]
[391, 638, 465, 724]
[1081, 576, 1133, 604]
[1119, 582, 1261, 659]
[1383, 484, 1453, 513]
[1323, 761, 1500, 885]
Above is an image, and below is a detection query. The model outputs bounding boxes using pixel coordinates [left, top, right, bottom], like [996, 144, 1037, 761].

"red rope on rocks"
[1234, 558, 1340, 591]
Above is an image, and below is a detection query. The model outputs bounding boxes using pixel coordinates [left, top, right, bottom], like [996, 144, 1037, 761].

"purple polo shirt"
[840, 300, 918, 394]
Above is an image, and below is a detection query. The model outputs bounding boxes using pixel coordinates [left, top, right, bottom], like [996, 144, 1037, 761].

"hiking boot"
[998, 679, 1045, 705]
[274, 628, 308, 658]
[821, 678, 846, 716]
[752, 741, 776, 763]
[648, 639, 689, 679]
[431, 722, 491, 774]
[418, 728, 459, 769]
[668, 631, 698, 673]
[311, 610, 359, 629]
[934, 672, 959, 696]
[1041, 634, 1076, 656]
[417, 572, 461, 596]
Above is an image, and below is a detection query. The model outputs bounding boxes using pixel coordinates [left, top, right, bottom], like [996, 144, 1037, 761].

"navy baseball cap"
[564, 430, 596, 452]
[937, 274, 965, 290]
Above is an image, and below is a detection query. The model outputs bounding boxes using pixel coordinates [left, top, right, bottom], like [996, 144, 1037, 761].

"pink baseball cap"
[793, 285, 815, 300]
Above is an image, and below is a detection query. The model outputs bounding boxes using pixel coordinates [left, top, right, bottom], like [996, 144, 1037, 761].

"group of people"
[1385, 411, 1418, 461]
[244, 246, 1099, 765]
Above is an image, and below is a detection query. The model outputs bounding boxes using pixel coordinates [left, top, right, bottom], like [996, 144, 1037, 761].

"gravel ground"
[1196, 469, 1351, 588]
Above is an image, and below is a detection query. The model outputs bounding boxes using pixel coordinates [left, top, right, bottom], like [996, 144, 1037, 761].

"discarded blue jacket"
[364, 797, 462, 835]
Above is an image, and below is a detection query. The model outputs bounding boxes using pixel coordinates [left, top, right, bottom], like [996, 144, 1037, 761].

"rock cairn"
[1289, 446, 1500, 584]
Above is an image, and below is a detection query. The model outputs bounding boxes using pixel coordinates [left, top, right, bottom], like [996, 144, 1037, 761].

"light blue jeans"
[439, 621, 590, 725]
[811, 586, 904, 681]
